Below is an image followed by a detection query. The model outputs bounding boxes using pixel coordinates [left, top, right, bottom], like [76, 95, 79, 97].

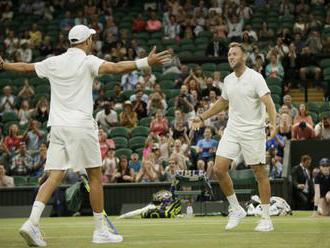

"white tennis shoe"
[19, 220, 47, 247]
[92, 228, 123, 244]
[255, 218, 274, 232]
[225, 206, 247, 230]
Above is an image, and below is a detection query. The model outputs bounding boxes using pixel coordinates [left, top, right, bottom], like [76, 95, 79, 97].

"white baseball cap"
[68, 25, 96, 44]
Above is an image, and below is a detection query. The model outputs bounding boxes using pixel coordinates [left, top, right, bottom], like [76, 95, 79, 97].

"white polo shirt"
[222, 67, 270, 133]
[34, 48, 105, 128]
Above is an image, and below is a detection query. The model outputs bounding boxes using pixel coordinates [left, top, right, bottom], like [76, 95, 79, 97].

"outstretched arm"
[98, 47, 170, 75]
[0, 56, 35, 73]
[200, 96, 228, 121]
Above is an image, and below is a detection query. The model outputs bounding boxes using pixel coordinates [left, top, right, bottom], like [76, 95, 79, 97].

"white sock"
[227, 194, 240, 210]
[29, 201, 45, 226]
[261, 204, 270, 219]
[93, 212, 104, 231]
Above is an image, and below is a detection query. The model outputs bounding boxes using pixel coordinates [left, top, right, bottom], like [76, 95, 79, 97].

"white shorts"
[216, 128, 266, 165]
[46, 126, 102, 172]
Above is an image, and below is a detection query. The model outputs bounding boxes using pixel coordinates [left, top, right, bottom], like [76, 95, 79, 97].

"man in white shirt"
[314, 114, 330, 140]
[95, 101, 118, 132]
[0, 24, 170, 247]
[192, 42, 277, 232]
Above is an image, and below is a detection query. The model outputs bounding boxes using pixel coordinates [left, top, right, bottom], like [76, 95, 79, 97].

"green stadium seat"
[112, 137, 128, 149]
[310, 112, 319, 123]
[135, 147, 144, 159]
[192, 50, 205, 57]
[13, 176, 29, 186]
[195, 37, 209, 45]
[271, 94, 281, 104]
[167, 107, 175, 116]
[320, 102, 330, 112]
[229, 169, 257, 200]
[131, 126, 150, 137]
[129, 136, 146, 150]
[139, 117, 152, 127]
[2, 112, 19, 122]
[180, 44, 195, 51]
[180, 39, 193, 46]
[307, 102, 321, 114]
[217, 63, 230, 71]
[159, 80, 175, 89]
[108, 127, 129, 139]
[198, 31, 212, 38]
[115, 148, 133, 159]
[320, 59, 330, 68]
[201, 63, 216, 71]
[160, 73, 179, 81]
[269, 85, 282, 95]
[178, 51, 192, 59]
[266, 77, 282, 85]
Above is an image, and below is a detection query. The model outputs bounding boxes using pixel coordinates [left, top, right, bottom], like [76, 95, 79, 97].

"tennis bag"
[141, 190, 182, 218]
[65, 181, 83, 213]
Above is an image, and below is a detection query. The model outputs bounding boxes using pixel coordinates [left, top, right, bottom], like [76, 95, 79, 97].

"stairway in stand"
[290, 88, 324, 104]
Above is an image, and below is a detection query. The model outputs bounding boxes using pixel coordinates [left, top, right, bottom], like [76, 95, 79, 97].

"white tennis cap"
[68, 25, 96, 44]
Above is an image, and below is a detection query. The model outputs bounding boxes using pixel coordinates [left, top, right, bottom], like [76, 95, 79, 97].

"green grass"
[0, 212, 329, 248]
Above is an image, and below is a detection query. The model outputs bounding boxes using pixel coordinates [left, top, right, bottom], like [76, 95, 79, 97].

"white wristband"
[136, 57, 150, 70]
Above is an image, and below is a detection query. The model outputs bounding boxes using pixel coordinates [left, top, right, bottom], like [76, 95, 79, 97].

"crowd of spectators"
[1, 0, 330, 188]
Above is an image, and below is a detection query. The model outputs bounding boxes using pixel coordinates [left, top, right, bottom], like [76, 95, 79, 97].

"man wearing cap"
[0, 24, 170, 246]
[313, 158, 330, 216]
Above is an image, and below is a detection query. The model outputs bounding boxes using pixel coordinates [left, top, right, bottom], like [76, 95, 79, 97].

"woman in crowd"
[119, 101, 138, 129]
[293, 103, 314, 128]
[150, 109, 169, 136]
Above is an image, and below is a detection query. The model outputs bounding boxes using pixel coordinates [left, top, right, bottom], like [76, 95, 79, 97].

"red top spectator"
[292, 122, 315, 140]
[146, 11, 162, 32]
[132, 14, 146, 32]
[4, 124, 22, 153]
[150, 109, 169, 136]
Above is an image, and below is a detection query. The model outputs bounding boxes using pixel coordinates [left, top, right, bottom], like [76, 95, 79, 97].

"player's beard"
[230, 60, 243, 70]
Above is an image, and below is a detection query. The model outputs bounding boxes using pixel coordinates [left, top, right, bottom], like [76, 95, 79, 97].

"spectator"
[305, 31, 322, 55]
[119, 101, 137, 129]
[31, 143, 47, 178]
[147, 91, 167, 116]
[137, 67, 156, 90]
[60, 11, 74, 32]
[0, 85, 16, 113]
[266, 127, 286, 159]
[95, 101, 118, 132]
[277, 113, 292, 140]
[135, 159, 159, 182]
[130, 83, 149, 104]
[196, 127, 218, 171]
[4, 30, 19, 57]
[162, 48, 181, 75]
[18, 100, 32, 126]
[283, 95, 298, 118]
[150, 109, 169, 136]
[1, 4, 13, 22]
[213, 71, 224, 90]
[267, 147, 283, 180]
[132, 13, 146, 32]
[164, 158, 179, 182]
[132, 90, 148, 119]
[102, 148, 118, 183]
[0, 164, 14, 187]
[206, 33, 227, 57]
[98, 128, 115, 160]
[169, 139, 188, 170]
[241, 31, 253, 53]
[258, 22, 274, 41]
[202, 77, 221, 97]
[226, 15, 244, 42]
[171, 118, 189, 142]
[293, 16, 308, 36]
[292, 155, 314, 210]
[175, 85, 194, 118]
[113, 155, 134, 183]
[314, 113, 330, 140]
[121, 71, 138, 91]
[22, 120, 45, 157]
[17, 42, 32, 63]
[109, 84, 126, 109]
[17, 80, 35, 102]
[146, 11, 162, 32]
[292, 120, 315, 140]
[164, 15, 181, 40]
[313, 158, 330, 216]
[3, 124, 22, 154]
[298, 46, 321, 83]
[39, 36, 54, 57]
[128, 153, 142, 176]
[31, 97, 49, 125]
[293, 104, 314, 128]
[279, 0, 294, 16]
[10, 142, 33, 176]
[244, 24, 258, 42]
[143, 136, 155, 159]
[265, 52, 284, 81]
[29, 23, 43, 47]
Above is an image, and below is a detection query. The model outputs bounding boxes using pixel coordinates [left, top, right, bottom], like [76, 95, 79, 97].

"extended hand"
[147, 46, 171, 66]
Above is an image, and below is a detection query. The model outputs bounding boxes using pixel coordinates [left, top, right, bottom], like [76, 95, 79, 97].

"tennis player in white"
[0, 25, 170, 246]
[192, 42, 277, 232]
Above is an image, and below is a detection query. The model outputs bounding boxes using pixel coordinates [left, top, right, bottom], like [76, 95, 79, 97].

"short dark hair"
[229, 42, 246, 54]
[301, 155, 312, 163]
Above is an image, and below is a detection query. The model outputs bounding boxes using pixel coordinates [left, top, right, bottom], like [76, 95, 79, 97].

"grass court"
[0, 212, 329, 248]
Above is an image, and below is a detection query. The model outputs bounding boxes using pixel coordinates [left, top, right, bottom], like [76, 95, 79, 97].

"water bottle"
[186, 205, 193, 217]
